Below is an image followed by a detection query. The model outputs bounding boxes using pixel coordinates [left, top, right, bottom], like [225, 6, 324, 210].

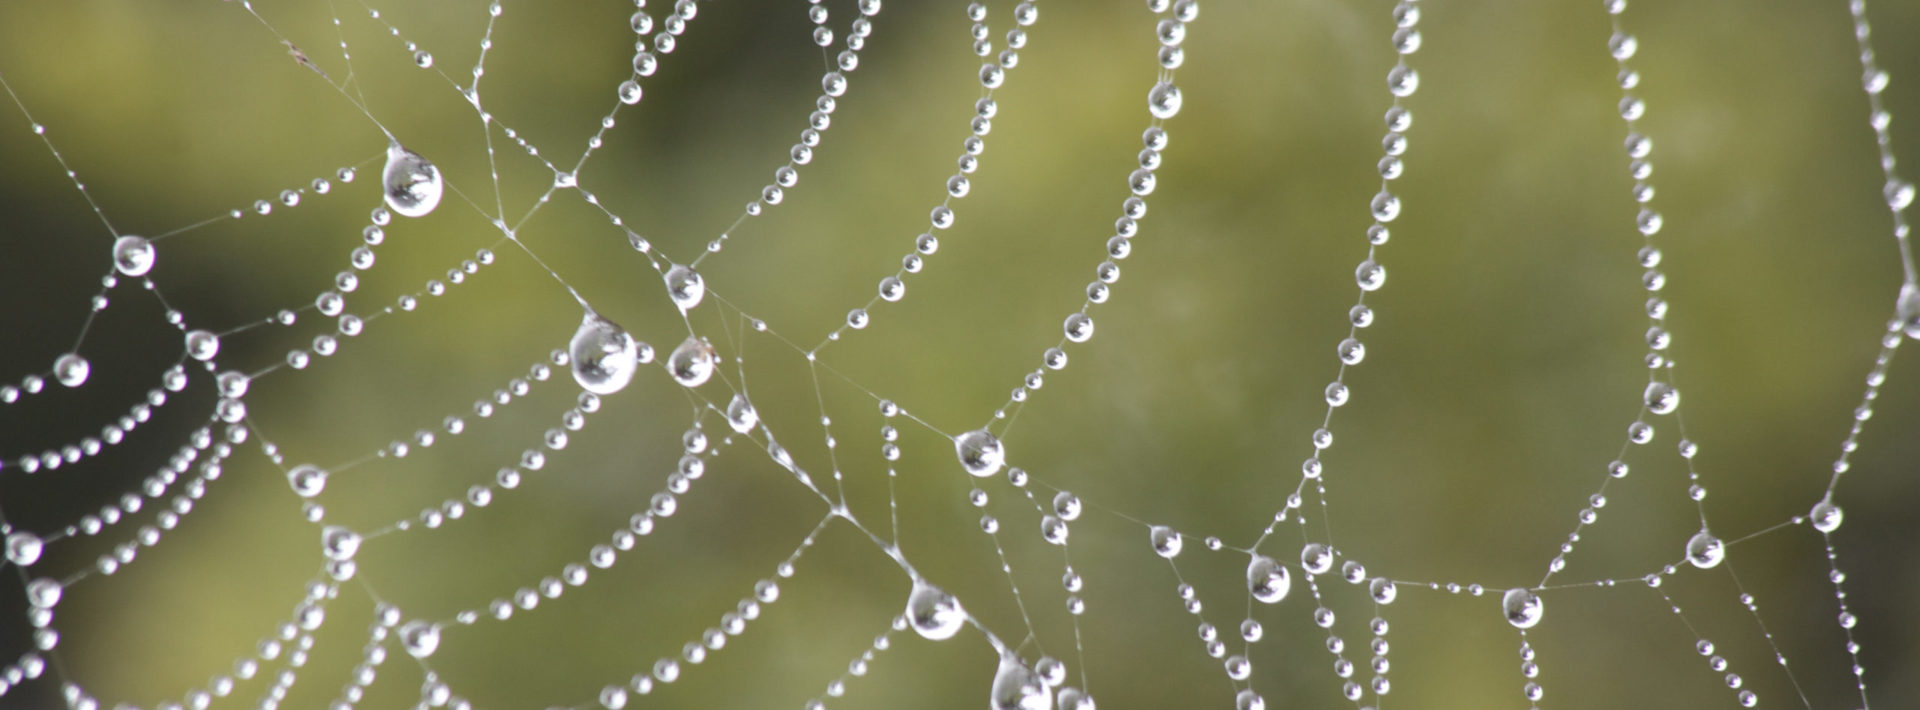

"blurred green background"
[1, 0, 1917, 708]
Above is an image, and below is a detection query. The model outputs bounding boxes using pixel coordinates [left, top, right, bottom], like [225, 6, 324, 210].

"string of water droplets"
[0, 0, 1915, 709]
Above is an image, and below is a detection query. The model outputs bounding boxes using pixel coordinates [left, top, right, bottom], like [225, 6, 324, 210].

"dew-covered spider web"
[1, 0, 1917, 708]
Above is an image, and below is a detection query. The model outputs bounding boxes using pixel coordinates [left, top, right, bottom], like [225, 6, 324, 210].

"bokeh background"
[1, 0, 1917, 708]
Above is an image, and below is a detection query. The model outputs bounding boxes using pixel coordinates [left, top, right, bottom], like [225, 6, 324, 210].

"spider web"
[0, 0, 1916, 709]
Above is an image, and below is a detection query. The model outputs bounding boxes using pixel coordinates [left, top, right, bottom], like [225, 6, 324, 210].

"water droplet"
[1502, 588, 1543, 629]
[112, 235, 155, 276]
[1052, 492, 1082, 521]
[1235, 689, 1266, 710]
[1355, 260, 1387, 291]
[1644, 381, 1679, 415]
[1246, 555, 1291, 603]
[1147, 81, 1183, 119]
[53, 354, 90, 388]
[5, 531, 43, 566]
[906, 580, 966, 641]
[399, 620, 440, 658]
[1809, 500, 1843, 533]
[989, 655, 1051, 710]
[1041, 515, 1069, 545]
[1686, 530, 1725, 569]
[185, 330, 220, 361]
[571, 314, 643, 395]
[726, 395, 759, 433]
[879, 276, 905, 302]
[382, 143, 444, 218]
[1150, 525, 1183, 558]
[1897, 282, 1920, 339]
[1301, 543, 1333, 575]
[413, 50, 433, 68]
[1370, 191, 1401, 221]
[26, 578, 61, 608]
[288, 464, 328, 498]
[321, 525, 362, 560]
[1337, 338, 1366, 365]
[619, 79, 643, 105]
[955, 429, 1005, 477]
[1064, 313, 1094, 343]
[664, 265, 705, 311]
[1370, 578, 1397, 604]
[666, 337, 716, 387]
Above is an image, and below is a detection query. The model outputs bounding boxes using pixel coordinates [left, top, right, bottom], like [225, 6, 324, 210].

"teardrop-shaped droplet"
[382, 143, 444, 218]
[726, 394, 759, 433]
[989, 655, 1052, 710]
[1150, 525, 1183, 558]
[1896, 282, 1920, 339]
[664, 265, 705, 312]
[399, 620, 441, 658]
[288, 464, 328, 498]
[905, 580, 966, 641]
[570, 314, 642, 395]
[1502, 587, 1543, 629]
[1147, 81, 1183, 120]
[1685, 530, 1724, 569]
[666, 336, 716, 387]
[1246, 555, 1291, 604]
[112, 235, 155, 276]
[955, 429, 1005, 478]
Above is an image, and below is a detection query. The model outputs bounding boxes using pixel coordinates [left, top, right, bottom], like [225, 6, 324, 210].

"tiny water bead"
[1685, 530, 1725, 569]
[381, 143, 444, 218]
[287, 464, 328, 498]
[955, 429, 1005, 477]
[571, 314, 644, 395]
[1149, 525, 1182, 558]
[112, 235, 155, 276]
[1246, 555, 1291, 604]
[53, 354, 89, 388]
[905, 580, 965, 641]
[1502, 588, 1543, 629]
[664, 264, 705, 312]
[667, 337, 717, 388]
[989, 656, 1050, 710]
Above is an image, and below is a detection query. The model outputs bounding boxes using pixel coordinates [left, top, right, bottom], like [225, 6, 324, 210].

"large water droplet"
[26, 578, 61, 608]
[288, 464, 328, 498]
[5, 531, 43, 566]
[382, 143, 444, 218]
[399, 620, 441, 658]
[1246, 555, 1291, 604]
[1809, 500, 1843, 533]
[1355, 259, 1386, 291]
[1147, 81, 1183, 120]
[1685, 530, 1725, 569]
[1369, 578, 1398, 604]
[53, 354, 90, 388]
[570, 314, 642, 395]
[185, 330, 220, 361]
[905, 580, 966, 641]
[1063, 313, 1094, 343]
[112, 235, 155, 276]
[955, 429, 1005, 478]
[321, 525, 362, 560]
[726, 395, 759, 433]
[666, 337, 716, 388]
[1502, 587, 1543, 629]
[664, 265, 705, 312]
[1644, 381, 1679, 415]
[989, 655, 1052, 710]
[1149, 525, 1183, 558]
